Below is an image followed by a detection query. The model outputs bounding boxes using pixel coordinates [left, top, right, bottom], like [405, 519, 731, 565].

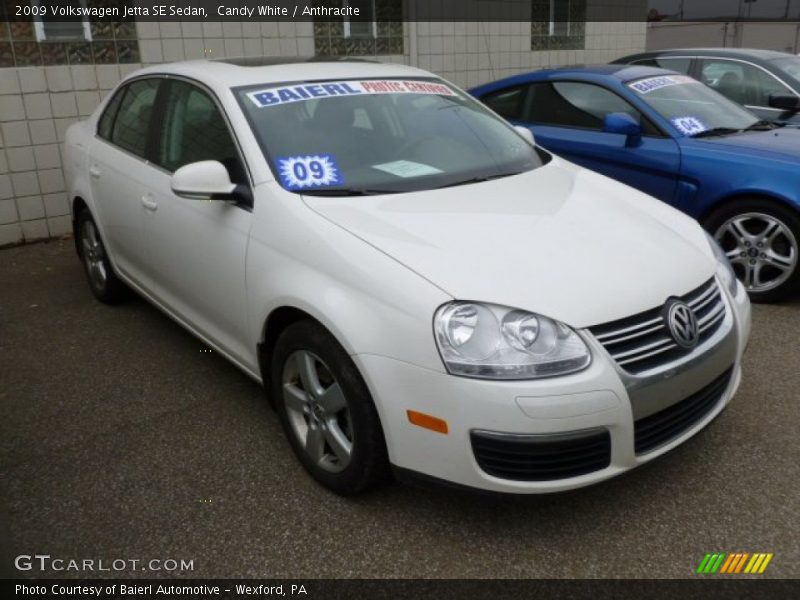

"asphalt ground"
[1, 239, 798, 579]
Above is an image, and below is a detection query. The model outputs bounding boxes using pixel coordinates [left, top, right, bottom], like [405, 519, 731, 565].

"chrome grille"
[589, 279, 727, 375]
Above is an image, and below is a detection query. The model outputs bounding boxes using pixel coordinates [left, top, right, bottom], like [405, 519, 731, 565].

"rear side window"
[97, 90, 123, 140]
[110, 79, 160, 158]
[481, 86, 528, 120]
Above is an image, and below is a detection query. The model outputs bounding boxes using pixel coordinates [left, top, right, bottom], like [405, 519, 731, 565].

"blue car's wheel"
[706, 200, 800, 302]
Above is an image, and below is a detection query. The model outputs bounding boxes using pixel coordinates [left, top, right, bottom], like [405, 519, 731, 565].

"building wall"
[0, 20, 645, 246]
[646, 21, 800, 54]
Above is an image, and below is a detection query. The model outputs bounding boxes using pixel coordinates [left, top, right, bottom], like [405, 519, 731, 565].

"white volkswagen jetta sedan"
[64, 58, 751, 495]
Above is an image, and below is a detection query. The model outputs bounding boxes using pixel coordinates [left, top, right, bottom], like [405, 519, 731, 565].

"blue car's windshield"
[235, 78, 544, 195]
[627, 74, 759, 136]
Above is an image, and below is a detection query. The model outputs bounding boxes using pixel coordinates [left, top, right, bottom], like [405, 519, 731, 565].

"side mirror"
[603, 112, 642, 146]
[768, 94, 800, 112]
[514, 125, 536, 146]
[171, 160, 237, 200]
[603, 113, 642, 146]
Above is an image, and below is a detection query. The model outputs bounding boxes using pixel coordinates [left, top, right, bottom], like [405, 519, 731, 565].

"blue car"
[470, 65, 800, 302]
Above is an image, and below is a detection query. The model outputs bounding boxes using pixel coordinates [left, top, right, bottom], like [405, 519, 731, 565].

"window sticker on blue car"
[248, 80, 457, 108]
[373, 160, 443, 178]
[628, 75, 696, 94]
[670, 116, 709, 136]
[277, 155, 343, 189]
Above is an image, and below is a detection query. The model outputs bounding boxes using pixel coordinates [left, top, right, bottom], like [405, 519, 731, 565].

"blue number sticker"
[670, 116, 709, 136]
[276, 155, 343, 190]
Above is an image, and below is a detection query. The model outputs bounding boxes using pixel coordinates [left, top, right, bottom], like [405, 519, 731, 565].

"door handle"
[89, 166, 102, 179]
[141, 193, 158, 212]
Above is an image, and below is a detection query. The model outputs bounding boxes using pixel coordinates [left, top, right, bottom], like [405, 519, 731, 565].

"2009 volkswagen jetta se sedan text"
[64, 58, 751, 495]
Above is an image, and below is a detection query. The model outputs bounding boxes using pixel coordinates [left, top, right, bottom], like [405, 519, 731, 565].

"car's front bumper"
[355, 279, 751, 494]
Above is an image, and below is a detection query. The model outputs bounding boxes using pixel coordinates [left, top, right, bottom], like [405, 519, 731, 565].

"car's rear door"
[515, 80, 681, 204]
[141, 78, 253, 365]
[89, 78, 162, 282]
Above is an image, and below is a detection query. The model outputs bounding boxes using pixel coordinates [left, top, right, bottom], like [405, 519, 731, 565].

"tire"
[270, 320, 390, 495]
[704, 199, 800, 303]
[76, 210, 129, 304]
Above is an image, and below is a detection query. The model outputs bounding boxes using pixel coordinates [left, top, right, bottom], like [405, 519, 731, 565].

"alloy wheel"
[281, 350, 354, 473]
[81, 220, 108, 290]
[715, 212, 798, 293]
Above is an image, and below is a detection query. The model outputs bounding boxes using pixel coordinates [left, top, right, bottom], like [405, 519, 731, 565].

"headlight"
[706, 232, 738, 296]
[434, 302, 591, 379]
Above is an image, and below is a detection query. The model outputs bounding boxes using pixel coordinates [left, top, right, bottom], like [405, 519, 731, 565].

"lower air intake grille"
[471, 428, 611, 481]
[634, 367, 733, 455]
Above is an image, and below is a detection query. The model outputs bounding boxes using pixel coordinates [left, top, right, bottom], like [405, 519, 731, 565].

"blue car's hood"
[694, 127, 800, 163]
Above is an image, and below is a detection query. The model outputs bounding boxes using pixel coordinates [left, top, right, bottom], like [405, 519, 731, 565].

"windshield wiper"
[435, 171, 523, 189]
[689, 127, 743, 138]
[300, 188, 404, 197]
[690, 127, 742, 139]
[743, 120, 783, 131]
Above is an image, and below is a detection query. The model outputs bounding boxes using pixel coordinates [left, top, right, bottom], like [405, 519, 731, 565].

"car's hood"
[303, 159, 716, 328]
[692, 127, 800, 163]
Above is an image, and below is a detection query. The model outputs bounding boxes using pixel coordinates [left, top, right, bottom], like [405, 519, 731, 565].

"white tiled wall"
[0, 20, 645, 246]
[415, 21, 647, 89]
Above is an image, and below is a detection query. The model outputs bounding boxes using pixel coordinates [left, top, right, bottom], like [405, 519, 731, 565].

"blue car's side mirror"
[603, 112, 642, 146]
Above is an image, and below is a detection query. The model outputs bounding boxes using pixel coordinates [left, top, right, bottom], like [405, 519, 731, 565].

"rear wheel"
[77, 210, 128, 303]
[705, 200, 800, 303]
[270, 320, 389, 495]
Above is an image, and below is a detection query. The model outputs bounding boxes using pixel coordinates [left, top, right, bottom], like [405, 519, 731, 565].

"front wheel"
[705, 200, 800, 303]
[270, 320, 389, 495]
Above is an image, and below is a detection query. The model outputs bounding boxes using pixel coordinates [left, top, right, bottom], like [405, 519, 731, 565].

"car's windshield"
[235, 78, 544, 195]
[626, 74, 759, 136]
[772, 56, 800, 82]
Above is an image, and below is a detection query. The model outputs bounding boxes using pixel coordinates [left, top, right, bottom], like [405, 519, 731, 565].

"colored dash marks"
[696, 552, 774, 574]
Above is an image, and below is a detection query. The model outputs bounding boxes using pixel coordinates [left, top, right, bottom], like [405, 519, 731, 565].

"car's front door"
[141, 79, 254, 365]
[89, 78, 162, 282]
[516, 80, 682, 204]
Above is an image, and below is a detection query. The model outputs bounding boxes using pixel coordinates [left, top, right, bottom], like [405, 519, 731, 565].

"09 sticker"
[670, 116, 709, 136]
[277, 155, 343, 190]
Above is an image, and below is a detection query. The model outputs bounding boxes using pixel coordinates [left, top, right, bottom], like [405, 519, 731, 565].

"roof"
[621, 48, 795, 62]
[211, 56, 381, 67]
[127, 57, 433, 91]
[469, 64, 677, 94]
[535, 64, 673, 80]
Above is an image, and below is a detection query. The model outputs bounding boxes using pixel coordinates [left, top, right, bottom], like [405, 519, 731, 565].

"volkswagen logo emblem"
[665, 300, 699, 349]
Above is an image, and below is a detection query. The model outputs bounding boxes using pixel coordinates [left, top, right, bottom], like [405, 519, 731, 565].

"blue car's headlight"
[706, 232, 738, 296]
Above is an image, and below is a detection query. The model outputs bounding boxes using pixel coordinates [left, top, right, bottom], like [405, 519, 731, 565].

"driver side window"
[526, 81, 661, 136]
[157, 80, 246, 185]
[700, 59, 793, 108]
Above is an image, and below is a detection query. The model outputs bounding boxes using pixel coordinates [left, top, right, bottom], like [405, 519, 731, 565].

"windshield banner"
[247, 80, 457, 108]
[628, 75, 698, 94]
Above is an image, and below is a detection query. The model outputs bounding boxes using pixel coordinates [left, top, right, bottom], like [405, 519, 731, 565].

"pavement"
[1, 239, 798, 579]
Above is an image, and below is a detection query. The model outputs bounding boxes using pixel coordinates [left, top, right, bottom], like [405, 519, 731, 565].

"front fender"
[679, 141, 800, 219]
[246, 184, 452, 374]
